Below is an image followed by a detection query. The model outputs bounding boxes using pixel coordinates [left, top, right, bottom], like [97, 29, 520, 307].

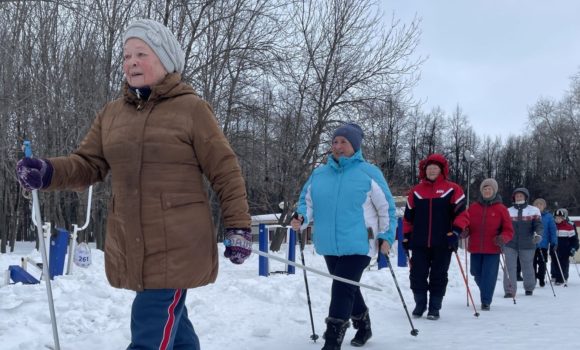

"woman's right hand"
[290, 214, 303, 231]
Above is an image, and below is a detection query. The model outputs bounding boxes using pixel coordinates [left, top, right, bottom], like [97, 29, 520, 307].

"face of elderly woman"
[123, 38, 168, 88]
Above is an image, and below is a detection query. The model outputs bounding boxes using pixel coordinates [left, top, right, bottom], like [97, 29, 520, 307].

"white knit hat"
[123, 19, 185, 74]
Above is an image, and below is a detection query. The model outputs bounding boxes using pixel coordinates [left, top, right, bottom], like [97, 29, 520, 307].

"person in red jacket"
[465, 178, 514, 311]
[403, 154, 469, 320]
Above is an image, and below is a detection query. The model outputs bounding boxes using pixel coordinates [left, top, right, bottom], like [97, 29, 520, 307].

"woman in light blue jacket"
[291, 123, 396, 350]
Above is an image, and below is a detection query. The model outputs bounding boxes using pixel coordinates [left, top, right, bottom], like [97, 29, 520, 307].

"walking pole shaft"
[378, 239, 418, 336]
[251, 249, 382, 291]
[24, 141, 60, 350]
[32, 190, 61, 350]
[541, 249, 556, 297]
[453, 251, 479, 317]
[499, 251, 517, 304]
[296, 229, 319, 342]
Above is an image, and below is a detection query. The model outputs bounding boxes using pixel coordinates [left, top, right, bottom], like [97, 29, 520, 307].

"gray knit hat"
[480, 178, 498, 196]
[333, 123, 364, 151]
[124, 19, 185, 74]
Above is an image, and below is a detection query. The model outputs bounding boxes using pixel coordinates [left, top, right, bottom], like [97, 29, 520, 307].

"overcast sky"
[388, 0, 580, 139]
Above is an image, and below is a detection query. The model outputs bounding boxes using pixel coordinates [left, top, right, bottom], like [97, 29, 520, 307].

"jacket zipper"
[479, 205, 487, 251]
[428, 196, 433, 248]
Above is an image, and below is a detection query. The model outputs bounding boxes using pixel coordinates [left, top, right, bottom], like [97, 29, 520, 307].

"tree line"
[1, 0, 578, 253]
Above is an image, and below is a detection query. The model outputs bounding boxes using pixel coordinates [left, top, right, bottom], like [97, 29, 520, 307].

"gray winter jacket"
[506, 203, 543, 250]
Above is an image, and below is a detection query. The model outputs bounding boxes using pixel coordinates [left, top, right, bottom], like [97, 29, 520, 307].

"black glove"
[447, 231, 460, 252]
[571, 248, 577, 257]
[402, 235, 411, 252]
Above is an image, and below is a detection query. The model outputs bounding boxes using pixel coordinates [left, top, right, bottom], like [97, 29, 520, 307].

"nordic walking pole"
[540, 249, 556, 297]
[378, 238, 419, 336]
[23, 141, 61, 350]
[294, 227, 319, 342]
[453, 251, 479, 317]
[250, 248, 382, 291]
[499, 251, 516, 304]
[464, 237, 469, 307]
[553, 250, 568, 287]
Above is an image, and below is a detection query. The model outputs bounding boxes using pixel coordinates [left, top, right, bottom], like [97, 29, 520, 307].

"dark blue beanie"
[333, 123, 364, 151]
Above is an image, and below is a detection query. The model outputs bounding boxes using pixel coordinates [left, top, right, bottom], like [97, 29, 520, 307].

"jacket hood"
[328, 149, 365, 170]
[478, 193, 503, 206]
[512, 187, 530, 202]
[419, 153, 449, 180]
[123, 72, 196, 105]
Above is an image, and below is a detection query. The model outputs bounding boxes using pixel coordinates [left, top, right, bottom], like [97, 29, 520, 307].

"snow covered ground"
[1, 242, 579, 350]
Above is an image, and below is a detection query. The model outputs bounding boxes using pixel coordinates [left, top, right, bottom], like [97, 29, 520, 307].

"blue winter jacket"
[538, 211, 558, 249]
[296, 150, 396, 256]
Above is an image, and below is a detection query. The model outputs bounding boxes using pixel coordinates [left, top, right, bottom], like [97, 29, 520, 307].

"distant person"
[532, 198, 557, 287]
[291, 122, 397, 349]
[16, 19, 252, 350]
[402, 154, 469, 320]
[504, 188, 543, 297]
[551, 208, 579, 285]
[465, 178, 513, 310]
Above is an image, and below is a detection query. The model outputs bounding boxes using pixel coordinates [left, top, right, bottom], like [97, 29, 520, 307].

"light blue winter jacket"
[538, 211, 558, 249]
[296, 150, 397, 256]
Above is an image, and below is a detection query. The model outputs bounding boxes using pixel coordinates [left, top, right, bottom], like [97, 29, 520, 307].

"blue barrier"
[258, 223, 296, 276]
[9, 265, 40, 284]
[259, 224, 268, 277]
[49, 228, 69, 279]
[396, 218, 406, 267]
[287, 229, 296, 274]
[378, 217, 406, 269]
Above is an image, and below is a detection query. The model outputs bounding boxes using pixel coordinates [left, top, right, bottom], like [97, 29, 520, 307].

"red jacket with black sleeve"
[403, 154, 469, 249]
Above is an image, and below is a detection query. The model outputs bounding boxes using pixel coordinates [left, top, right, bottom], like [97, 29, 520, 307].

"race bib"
[73, 242, 92, 268]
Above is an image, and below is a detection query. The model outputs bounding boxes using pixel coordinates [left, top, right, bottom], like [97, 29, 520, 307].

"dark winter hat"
[333, 123, 364, 151]
[554, 208, 569, 219]
[124, 19, 185, 74]
[512, 187, 530, 201]
[480, 178, 498, 196]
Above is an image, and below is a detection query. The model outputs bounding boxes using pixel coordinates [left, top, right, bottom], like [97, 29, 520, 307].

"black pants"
[551, 248, 570, 283]
[324, 255, 371, 320]
[409, 246, 453, 297]
[533, 248, 548, 283]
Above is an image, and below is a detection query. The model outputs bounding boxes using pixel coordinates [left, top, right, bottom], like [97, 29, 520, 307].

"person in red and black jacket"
[465, 178, 514, 311]
[551, 208, 579, 285]
[402, 153, 469, 320]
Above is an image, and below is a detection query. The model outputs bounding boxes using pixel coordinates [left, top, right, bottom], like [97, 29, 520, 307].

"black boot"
[350, 309, 372, 347]
[322, 317, 350, 350]
[427, 295, 443, 320]
[412, 293, 427, 318]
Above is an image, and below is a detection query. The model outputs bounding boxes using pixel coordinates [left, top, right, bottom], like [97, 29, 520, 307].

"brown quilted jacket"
[46, 73, 251, 291]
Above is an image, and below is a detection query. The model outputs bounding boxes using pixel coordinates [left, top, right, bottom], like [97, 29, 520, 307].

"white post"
[66, 185, 93, 275]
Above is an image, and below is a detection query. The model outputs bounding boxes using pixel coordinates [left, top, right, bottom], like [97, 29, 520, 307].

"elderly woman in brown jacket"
[16, 19, 251, 350]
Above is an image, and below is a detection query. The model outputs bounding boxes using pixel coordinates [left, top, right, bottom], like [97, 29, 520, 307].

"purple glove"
[16, 158, 53, 190]
[224, 228, 252, 264]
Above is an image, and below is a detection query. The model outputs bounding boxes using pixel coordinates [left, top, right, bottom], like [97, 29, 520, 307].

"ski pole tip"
[410, 329, 419, 336]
